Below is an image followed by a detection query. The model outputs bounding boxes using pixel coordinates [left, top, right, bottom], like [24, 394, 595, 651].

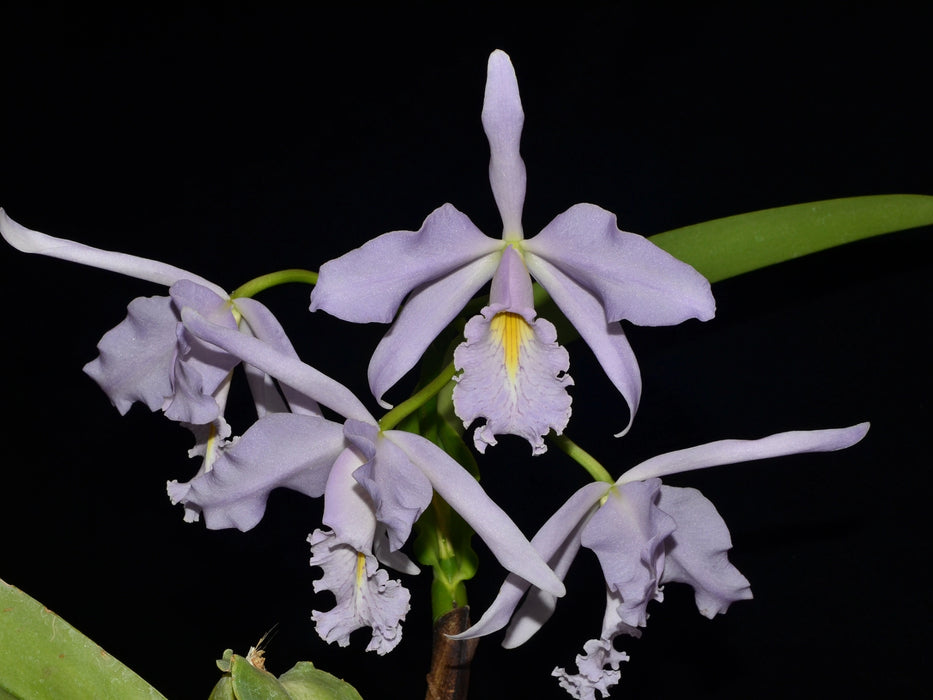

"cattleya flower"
[167, 308, 566, 652]
[453, 422, 870, 698]
[309, 50, 714, 455]
[0, 210, 319, 486]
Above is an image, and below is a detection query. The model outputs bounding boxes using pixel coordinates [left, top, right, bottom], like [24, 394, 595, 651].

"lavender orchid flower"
[168, 308, 566, 652]
[309, 50, 715, 455]
[452, 422, 870, 698]
[0, 208, 319, 423]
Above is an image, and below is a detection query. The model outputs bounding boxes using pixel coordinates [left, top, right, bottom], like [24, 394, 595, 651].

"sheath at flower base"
[309, 50, 715, 453]
[168, 308, 567, 650]
[451, 422, 870, 699]
[0, 209, 321, 510]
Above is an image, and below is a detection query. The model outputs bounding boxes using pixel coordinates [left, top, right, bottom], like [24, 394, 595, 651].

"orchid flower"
[0, 209, 319, 426]
[168, 307, 567, 650]
[309, 50, 714, 454]
[452, 422, 870, 698]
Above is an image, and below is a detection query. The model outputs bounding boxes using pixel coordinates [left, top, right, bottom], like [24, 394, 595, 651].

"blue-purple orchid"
[167, 307, 566, 652]
[309, 50, 715, 455]
[0, 209, 319, 439]
[452, 422, 870, 698]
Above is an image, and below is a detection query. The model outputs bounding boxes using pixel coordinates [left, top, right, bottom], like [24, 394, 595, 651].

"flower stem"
[229, 268, 318, 299]
[550, 433, 615, 484]
[379, 361, 458, 431]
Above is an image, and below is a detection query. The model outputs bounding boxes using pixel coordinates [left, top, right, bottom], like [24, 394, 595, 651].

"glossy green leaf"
[0, 578, 166, 699]
[649, 194, 933, 283]
[209, 651, 363, 700]
[278, 662, 364, 700]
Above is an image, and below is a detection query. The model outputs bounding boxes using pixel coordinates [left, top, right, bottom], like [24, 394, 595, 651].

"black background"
[2, 3, 931, 698]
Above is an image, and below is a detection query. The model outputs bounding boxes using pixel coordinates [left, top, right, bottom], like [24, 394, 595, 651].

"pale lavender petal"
[167, 413, 345, 531]
[83, 295, 177, 415]
[309, 203, 500, 323]
[309, 529, 410, 655]
[180, 307, 376, 423]
[501, 482, 609, 648]
[453, 307, 572, 454]
[455, 481, 607, 643]
[368, 249, 501, 407]
[658, 485, 753, 618]
[524, 253, 641, 436]
[342, 420, 433, 552]
[387, 430, 565, 597]
[174, 416, 234, 523]
[163, 280, 240, 423]
[490, 245, 534, 311]
[453, 245, 572, 454]
[373, 526, 421, 575]
[235, 296, 322, 417]
[321, 446, 379, 553]
[581, 479, 674, 629]
[482, 51, 526, 238]
[619, 423, 871, 484]
[599, 588, 642, 640]
[0, 209, 224, 295]
[552, 637, 630, 700]
[525, 203, 715, 325]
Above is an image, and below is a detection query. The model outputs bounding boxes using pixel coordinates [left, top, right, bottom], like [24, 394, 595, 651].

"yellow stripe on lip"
[490, 311, 534, 380]
[356, 551, 367, 587]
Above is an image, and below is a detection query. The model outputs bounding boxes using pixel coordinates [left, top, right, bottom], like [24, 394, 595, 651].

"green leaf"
[229, 654, 292, 700]
[0, 578, 167, 699]
[278, 662, 364, 700]
[649, 194, 933, 283]
[210, 652, 363, 700]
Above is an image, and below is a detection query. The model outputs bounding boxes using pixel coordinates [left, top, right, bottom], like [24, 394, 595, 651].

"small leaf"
[649, 194, 933, 283]
[0, 578, 167, 699]
[278, 662, 364, 700]
[229, 653, 292, 700]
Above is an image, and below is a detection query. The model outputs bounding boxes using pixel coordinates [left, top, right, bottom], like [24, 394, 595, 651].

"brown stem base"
[424, 606, 480, 700]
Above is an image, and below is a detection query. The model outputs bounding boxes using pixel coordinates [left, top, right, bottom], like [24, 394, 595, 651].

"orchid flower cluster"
[1, 50, 869, 699]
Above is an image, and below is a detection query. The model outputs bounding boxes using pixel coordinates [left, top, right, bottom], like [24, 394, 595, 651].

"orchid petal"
[368, 249, 501, 407]
[310, 203, 500, 323]
[658, 485, 753, 618]
[162, 280, 239, 424]
[373, 527, 421, 575]
[344, 420, 433, 552]
[166, 413, 344, 531]
[177, 417, 233, 523]
[453, 249, 572, 454]
[180, 307, 376, 423]
[386, 430, 565, 597]
[501, 482, 608, 648]
[82, 295, 177, 415]
[581, 479, 674, 629]
[619, 423, 871, 484]
[525, 252, 641, 435]
[455, 481, 607, 643]
[552, 636, 630, 700]
[235, 296, 323, 417]
[525, 203, 715, 325]
[0, 209, 225, 296]
[309, 529, 410, 655]
[321, 446, 379, 552]
[482, 50, 526, 238]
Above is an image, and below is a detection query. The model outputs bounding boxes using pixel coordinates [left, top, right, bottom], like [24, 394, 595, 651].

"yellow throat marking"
[490, 312, 533, 380]
[355, 551, 367, 588]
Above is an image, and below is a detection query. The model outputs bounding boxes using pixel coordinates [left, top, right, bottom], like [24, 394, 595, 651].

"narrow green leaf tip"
[650, 194, 933, 283]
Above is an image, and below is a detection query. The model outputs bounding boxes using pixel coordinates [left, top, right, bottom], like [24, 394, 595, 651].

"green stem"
[229, 268, 318, 299]
[550, 434, 615, 484]
[379, 361, 458, 431]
